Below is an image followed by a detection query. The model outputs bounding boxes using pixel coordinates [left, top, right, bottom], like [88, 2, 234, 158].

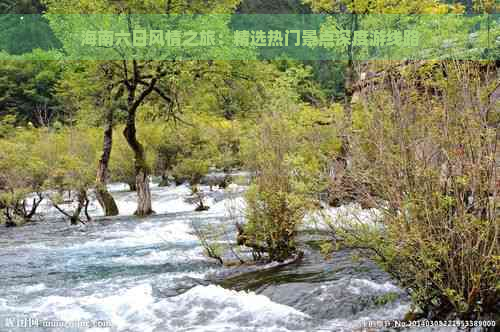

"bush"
[332, 61, 499, 320]
[0, 129, 48, 225]
[241, 102, 329, 262]
[0, 127, 100, 225]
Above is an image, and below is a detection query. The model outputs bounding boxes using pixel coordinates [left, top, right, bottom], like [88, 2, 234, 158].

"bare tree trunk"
[330, 13, 358, 204]
[343, 13, 358, 145]
[123, 104, 153, 217]
[24, 193, 43, 220]
[127, 181, 137, 191]
[134, 166, 153, 216]
[74, 189, 91, 224]
[96, 108, 119, 216]
[158, 156, 170, 187]
[52, 190, 90, 225]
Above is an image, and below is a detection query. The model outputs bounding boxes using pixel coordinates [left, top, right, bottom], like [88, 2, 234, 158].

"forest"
[0, 0, 498, 331]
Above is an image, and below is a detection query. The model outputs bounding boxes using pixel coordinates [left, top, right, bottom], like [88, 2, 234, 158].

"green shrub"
[241, 101, 329, 261]
[332, 61, 499, 320]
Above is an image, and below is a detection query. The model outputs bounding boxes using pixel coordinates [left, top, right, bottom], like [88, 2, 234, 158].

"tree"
[117, 60, 177, 215]
[0, 1, 61, 54]
[169, 115, 218, 210]
[239, 76, 332, 262]
[108, 127, 138, 191]
[0, 60, 62, 127]
[44, 0, 244, 216]
[42, 128, 99, 224]
[94, 65, 119, 216]
[302, 0, 471, 205]
[55, 61, 121, 216]
[0, 0, 45, 14]
[0, 129, 47, 226]
[95, 97, 119, 215]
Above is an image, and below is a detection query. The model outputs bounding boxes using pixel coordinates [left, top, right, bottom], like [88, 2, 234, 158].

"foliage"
[42, 128, 99, 194]
[41, 127, 99, 223]
[106, 126, 137, 190]
[0, 126, 99, 225]
[0, 114, 16, 137]
[328, 61, 499, 320]
[0, 14, 61, 55]
[0, 129, 47, 225]
[0, 60, 62, 127]
[0, 0, 497, 323]
[240, 86, 335, 261]
[304, 0, 463, 14]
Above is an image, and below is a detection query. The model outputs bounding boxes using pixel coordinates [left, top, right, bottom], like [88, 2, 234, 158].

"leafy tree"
[170, 115, 219, 210]
[0, 1, 61, 54]
[0, 15, 61, 55]
[54, 61, 121, 215]
[108, 127, 137, 191]
[0, 60, 62, 127]
[238, 76, 334, 261]
[303, 0, 467, 169]
[0, 114, 16, 137]
[0, 129, 47, 226]
[0, 0, 45, 14]
[42, 127, 99, 224]
[44, 0, 245, 216]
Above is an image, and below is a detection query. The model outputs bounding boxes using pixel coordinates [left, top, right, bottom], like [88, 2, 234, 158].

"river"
[0, 182, 437, 332]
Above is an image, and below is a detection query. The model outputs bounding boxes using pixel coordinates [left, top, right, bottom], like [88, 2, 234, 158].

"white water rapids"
[0, 182, 464, 331]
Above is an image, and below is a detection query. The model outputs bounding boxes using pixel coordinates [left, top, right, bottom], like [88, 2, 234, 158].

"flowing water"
[0, 183, 422, 332]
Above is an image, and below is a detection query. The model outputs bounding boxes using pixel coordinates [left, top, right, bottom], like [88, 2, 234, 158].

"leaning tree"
[43, 0, 242, 216]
